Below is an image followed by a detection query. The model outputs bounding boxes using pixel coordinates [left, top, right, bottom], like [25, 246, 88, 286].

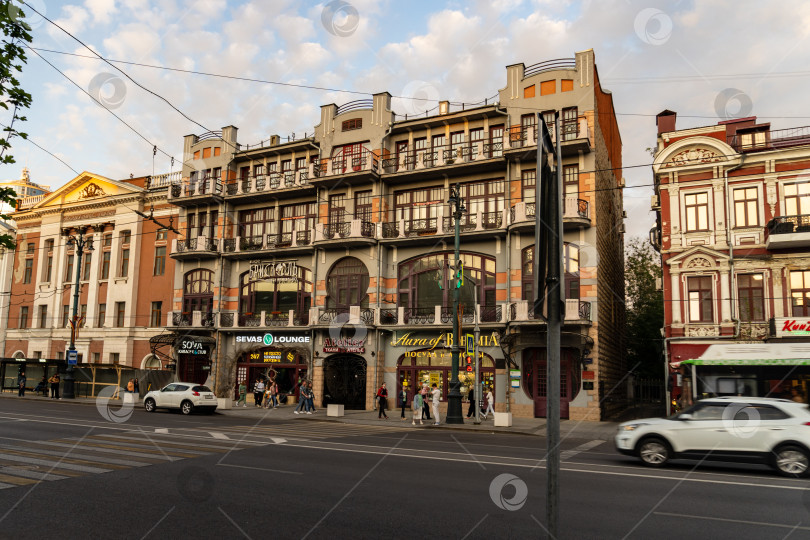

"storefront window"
[398, 349, 495, 402]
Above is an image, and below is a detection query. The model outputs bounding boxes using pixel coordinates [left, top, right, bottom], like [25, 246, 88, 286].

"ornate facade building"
[167, 49, 625, 420]
[652, 111, 810, 406]
[1, 171, 180, 391]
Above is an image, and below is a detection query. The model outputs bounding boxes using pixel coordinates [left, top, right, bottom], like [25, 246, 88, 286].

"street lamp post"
[446, 184, 465, 424]
[62, 227, 94, 399]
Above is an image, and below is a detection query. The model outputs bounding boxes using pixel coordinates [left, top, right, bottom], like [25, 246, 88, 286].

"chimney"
[269, 135, 280, 146]
[656, 110, 677, 135]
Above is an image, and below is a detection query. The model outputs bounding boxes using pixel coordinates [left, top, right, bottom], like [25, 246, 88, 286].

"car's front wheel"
[144, 398, 156, 413]
[772, 445, 809, 478]
[180, 400, 194, 415]
[638, 437, 671, 467]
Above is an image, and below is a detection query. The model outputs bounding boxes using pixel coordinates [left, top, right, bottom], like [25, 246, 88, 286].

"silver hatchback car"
[615, 397, 810, 477]
[143, 382, 218, 415]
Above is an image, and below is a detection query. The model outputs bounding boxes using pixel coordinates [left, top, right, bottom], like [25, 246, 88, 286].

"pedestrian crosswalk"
[0, 432, 263, 490]
[199, 420, 409, 442]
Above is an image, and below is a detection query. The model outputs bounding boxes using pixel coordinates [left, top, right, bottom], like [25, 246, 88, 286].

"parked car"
[143, 382, 217, 415]
[615, 396, 810, 477]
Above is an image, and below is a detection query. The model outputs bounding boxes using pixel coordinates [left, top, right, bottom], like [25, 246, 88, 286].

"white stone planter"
[327, 404, 345, 417]
[493, 412, 512, 427]
[217, 398, 232, 410]
[122, 392, 138, 405]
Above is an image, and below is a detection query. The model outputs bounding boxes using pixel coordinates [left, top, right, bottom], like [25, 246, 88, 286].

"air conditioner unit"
[651, 194, 660, 209]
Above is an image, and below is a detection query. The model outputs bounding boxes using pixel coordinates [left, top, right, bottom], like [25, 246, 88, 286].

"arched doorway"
[322, 354, 367, 410]
[523, 348, 579, 418]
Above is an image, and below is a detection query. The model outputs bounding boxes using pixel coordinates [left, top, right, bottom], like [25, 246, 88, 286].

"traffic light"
[465, 355, 473, 372]
[457, 261, 464, 288]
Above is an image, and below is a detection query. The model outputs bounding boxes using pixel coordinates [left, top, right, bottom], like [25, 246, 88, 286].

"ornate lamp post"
[62, 226, 94, 399]
[445, 184, 465, 424]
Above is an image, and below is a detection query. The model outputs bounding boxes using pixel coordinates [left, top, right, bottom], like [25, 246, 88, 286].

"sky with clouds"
[4, 0, 810, 239]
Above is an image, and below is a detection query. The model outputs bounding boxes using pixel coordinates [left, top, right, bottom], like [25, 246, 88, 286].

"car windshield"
[192, 386, 212, 393]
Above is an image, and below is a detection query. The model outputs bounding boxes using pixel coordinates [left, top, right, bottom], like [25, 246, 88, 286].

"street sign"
[465, 334, 474, 357]
[67, 350, 78, 365]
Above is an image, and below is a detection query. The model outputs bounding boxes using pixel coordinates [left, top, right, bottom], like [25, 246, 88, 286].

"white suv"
[143, 382, 218, 415]
[615, 397, 810, 477]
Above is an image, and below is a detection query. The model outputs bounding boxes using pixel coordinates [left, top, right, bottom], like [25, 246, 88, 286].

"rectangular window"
[791, 270, 810, 316]
[522, 169, 536, 202]
[431, 134, 445, 153]
[98, 303, 106, 327]
[100, 251, 111, 280]
[488, 125, 504, 157]
[238, 207, 274, 243]
[65, 252, 75, 283]
[342, 118, 362, 131]
[279, 203, 317, 238]
[111, 352, 119, 364]
[38, 305, 47, 328]
[461, 180, 505, 216]
[562, 107, 578, 141]
[156, 228, 167, 241]
[103, 233, 112, 247]
[395, 187, 444, 223]
[23, 258, 32, 284]
[688, 276, 714, 322]
[82, 252, 92, 281]
[150, 301, 162, 327]
[355, 190, 373, 223]
[115, 302, 125, 328]
[119, 231, 130, 278]
[684, 192, 710, 231]
[208, 211, 218, 240]
[329, 194, 346, 224]
[186, 213, 196, 239]
[784, 182, 810, 217]
[26, 242, 34, 254]
[44, 239, 54, 282]
[563, 165, 579, 197]
[733, 187, 759, 227]
[469, 128, 484, 158]
[154, 246, 166, 276]
[19, 306, 28, 328]
[738, 274, 765, 321]
[80, 304, 87, 327]
[62, 305, 70, 328]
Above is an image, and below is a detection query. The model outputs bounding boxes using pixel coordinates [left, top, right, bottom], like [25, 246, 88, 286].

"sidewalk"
[0, 393, 620, 441]
[220, 404, 620, 440]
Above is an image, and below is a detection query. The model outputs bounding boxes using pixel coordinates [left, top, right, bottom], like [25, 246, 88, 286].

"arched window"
[326, 257, 369, 310]
[522, 244, 579, 301]
[143, 355, 162, 370]
[183, 269, 214, 314]
[397, 252, 496, 310]
[239, 265, 312, 317]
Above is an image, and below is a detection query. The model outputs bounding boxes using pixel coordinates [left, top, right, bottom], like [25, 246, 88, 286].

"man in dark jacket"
[17, 371, 26, 397]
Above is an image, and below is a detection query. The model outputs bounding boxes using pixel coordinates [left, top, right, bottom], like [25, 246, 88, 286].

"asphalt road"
[0, 398, 808, 540]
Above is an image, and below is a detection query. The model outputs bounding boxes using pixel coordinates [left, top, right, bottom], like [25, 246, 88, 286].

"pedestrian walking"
[294, 381, 309, 414]
[49, 373, 60, 399]
[400, 386, 408, 420]
[466, 387, 476, 418]
[133, 378, 140, 396]
[236, 381, 247, 407]
[421, 383, 432, 421]
[253, 378, 265, 407]
[482, 387, 495, 419]
[17, 371, 26, 397]
[412, 391, 424, 425]
[376, 382, 389, 419]
[431, 383, 441, 425]
[305, 383, 316, 413]
[269, 379, 279, 408]
[263, 385, 273, 408]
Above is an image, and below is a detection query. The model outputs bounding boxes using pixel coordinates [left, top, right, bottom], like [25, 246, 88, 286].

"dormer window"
[342, 118, 362, 131]
[739, 129, 767, 151]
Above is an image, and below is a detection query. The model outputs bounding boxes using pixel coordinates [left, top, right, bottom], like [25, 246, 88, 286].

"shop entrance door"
[322, 355, 367, 410]
[524, 348, 573, 419]
[179, 354, 208, 384]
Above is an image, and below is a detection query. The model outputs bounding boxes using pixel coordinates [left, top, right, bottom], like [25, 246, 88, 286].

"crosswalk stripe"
[100, 433, 261, 450]
[0, 472, 38, 486]
[0, 482, 16, 489]
[0, 457, 84, 478]
[78, 436, 224, 454]
[0, 467, 68, 481]
[51, 440, 203, 458]
[0, 442, 160, 467]
[0, 452, 113, 474]
[0, 447, 132, 470]
[26, 440, 178, 463]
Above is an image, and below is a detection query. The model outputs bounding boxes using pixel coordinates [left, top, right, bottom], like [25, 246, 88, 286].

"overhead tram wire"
[0, 122, 78, 175]
[27, 47, 810, 121]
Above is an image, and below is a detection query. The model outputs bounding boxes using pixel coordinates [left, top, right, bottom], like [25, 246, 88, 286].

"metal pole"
[63, 229, 86, 400]
[446, 184, 463, 424]
[545, 112, 563, 539]
[473, 283, 476, 425]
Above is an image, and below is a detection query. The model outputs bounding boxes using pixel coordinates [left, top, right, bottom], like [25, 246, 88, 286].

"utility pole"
[536, 113, 562, 538]
[446, 184, 465, 424]
[62, 226, 94, 399]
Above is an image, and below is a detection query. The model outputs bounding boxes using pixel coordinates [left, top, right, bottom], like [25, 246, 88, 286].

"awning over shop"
[684, 343, 810, 367]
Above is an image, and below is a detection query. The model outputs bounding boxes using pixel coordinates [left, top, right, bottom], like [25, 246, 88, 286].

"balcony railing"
[173, 312, 191, 326]
[442, 214, 477, 232]
[147, 171, 181, 189]
[563, 196, 590, 220]
[728, 125, 810, 152]
[441, 306, 475, 324]
[382, 223, 400, 238]
[768, 215, 810, 235]
[324, 222, 351, 240]
[507, 299, 592, 322]
[172, 177, 222, 198]
[239, 314, 262, 327]
[481, 211, 503, 229]
[480, 305, 503, 323]
[405, 217, 438, 236]
[379, 308, 398, 325]
[314, 149, 379, 178]
[227, 171, 309, 197]
[403, 307, 435, 325]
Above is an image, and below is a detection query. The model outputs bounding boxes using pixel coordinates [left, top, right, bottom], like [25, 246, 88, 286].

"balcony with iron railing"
[766, 215, 810, 249]
[221, 230, 313, 258]
[382, 209, 509, 242]
[312, 149, 380, 186]
[314, 220, 377, 244]
[224, 171, 314, 202]
[727, 125, 810, 153]
[170, 237, 220, 260]
[146, 171, 182, 189]
[509, 196, 590, 230]
[168, 176, 223, 206]
[507, 299, 592, 324]
[377, 304, 507, 326]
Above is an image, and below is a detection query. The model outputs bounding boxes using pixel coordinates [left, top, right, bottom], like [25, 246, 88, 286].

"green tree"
[625, 237, 664, 378]
[0, 1, 34, 249]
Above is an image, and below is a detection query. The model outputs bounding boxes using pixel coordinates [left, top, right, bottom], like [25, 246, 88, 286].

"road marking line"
[0, 453, 112, 474]
[155, 428, 169, 434]
[209, 432, 230, 440]
[654, 512, 810, 531]
[561, 440, 604, 461]
[216, 463, 301, 475]
[271, 437, 287, 444]
[0, 473, 37, 486]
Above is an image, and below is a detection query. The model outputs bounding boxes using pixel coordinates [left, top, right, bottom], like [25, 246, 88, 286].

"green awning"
[683, 358, 810, 366]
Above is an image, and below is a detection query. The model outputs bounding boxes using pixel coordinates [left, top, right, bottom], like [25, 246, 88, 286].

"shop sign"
[390, 332, 499, 350]
[775, 318, 810, 337]
[177, 339, 207, 355]
[236, 333, 310, 344]
[249, 260, 298, 283]
[323, 337, 365, 354]
[248, 350, 297, 363]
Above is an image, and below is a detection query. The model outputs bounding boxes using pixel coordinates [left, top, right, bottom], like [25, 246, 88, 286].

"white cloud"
[84, 0, 116, 24]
